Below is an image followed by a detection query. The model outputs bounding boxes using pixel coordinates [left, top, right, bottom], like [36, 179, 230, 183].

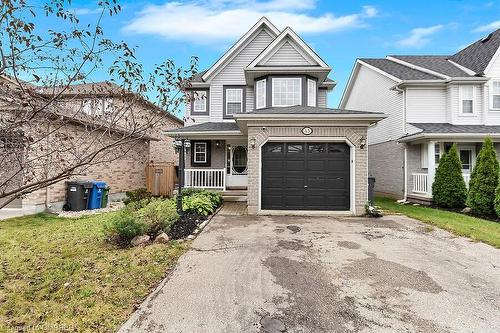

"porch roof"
[400, 123, 500, 142]
[165, 122, 242, 136]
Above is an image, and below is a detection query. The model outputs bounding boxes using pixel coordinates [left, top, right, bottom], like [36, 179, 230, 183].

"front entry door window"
[232, 145, 247, 174]
[459, 149, 472, 173]
[226, 143, 248, 188]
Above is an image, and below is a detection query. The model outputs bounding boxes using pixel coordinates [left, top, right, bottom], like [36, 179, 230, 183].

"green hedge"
[432, 144, 467, 208]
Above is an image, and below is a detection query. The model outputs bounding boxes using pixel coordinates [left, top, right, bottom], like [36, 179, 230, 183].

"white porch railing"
[412, 173, 429, 194]
[412, 172, 472, 195]
[184, 168, 226, 189]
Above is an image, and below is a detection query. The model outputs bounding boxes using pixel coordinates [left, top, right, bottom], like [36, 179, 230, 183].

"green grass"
[376, 197, 500, 248]
[0, 212, 188, 333]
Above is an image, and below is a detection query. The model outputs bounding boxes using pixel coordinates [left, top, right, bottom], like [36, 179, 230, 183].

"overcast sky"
[64, 0, 500, 110]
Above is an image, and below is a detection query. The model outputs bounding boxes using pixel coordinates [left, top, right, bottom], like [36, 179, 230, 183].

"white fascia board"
[399, 132, 500, 142]
[201, 17, 280, 81]
[447, 59, 477, 76]
[484, 44, 500, 75]
[164, 130, 242, 137]
[233, 113, 387, 121]
[339, 60, 362, 108]
[245, 66, 331, 72]
[386, 56, 450, 80]
[247, 27, 329, 69]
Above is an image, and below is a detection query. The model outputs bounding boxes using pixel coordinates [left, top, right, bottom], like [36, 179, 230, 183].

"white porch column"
[427, 141, 436, 196]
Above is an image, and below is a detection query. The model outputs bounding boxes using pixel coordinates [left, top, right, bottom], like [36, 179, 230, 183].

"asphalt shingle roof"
[410, 123, 500, 134]
[167, 122, 240, 133]
[359, 58, 441, 80]
[449, 29, 500, 74]
[245, 105, 384, 115]
[390, 55, 472, 77]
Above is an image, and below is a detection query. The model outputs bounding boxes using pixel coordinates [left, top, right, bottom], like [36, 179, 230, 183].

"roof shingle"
[359, 58, 441, 80]
[389, 55, 472, 77]
[449, 29, 500, 74]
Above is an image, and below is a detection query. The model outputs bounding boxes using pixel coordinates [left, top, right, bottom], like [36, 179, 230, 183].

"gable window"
[82, 98, 112, 116]
[192, 91, 208, 114]
[492, 80, 500, 110]
[256, 79, 266, 109]
[307, 79, 316, 107]
[460, 86, 474, 115]
[193, 142, 207, 163]
[272, 77, 301, 107]
[224, 86, 244, 118]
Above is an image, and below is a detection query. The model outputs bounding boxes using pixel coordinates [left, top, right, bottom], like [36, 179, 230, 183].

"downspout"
[402, 88, 407, 201]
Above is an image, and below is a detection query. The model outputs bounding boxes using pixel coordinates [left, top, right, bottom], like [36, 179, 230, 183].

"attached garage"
[261, 142, 351, 211]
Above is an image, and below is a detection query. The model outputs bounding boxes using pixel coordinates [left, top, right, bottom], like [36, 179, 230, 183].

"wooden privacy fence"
[146, 162, 176, 197]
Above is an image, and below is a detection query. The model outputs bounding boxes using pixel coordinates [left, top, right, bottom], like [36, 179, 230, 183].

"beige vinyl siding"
[406, 88, 447, 123]
[208, 28, 274, 122]
[344, 64, 404, 145]
[263, 40, 316, 66]
[318, 88, 328, 107]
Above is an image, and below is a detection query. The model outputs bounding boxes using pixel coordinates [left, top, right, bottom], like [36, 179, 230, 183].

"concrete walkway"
[119, 213, 500, 333]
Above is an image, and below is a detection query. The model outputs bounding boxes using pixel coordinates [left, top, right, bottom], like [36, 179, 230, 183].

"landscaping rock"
[462, 207, 472, 214]
[131, 235, 150, 246]
[154, 233, 170, 244]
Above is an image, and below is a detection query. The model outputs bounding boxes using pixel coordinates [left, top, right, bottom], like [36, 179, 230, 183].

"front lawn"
[0, 212, 187, 333]
[376, 197, 500, 248]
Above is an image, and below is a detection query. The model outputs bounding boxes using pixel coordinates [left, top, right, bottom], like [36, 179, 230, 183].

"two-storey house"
[168, 17, 385, 215]
[340, 29, 500, 203]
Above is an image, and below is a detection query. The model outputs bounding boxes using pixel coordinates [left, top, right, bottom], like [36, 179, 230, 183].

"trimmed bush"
[104, 211, 145, 244]
[467, 137, 499, 216]
[432, 144, 467, 208]
[136, 199, 179, 236]
[182, 193, 216, 216]
[123, 188, 153, 205]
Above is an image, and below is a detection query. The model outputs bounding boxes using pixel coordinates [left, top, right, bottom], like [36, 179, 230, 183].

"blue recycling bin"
[87, 181, 107, 209]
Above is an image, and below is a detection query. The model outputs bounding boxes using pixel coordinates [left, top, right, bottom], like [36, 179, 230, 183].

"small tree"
[432, 144, 467, 208]
[467, 137, 499, 216]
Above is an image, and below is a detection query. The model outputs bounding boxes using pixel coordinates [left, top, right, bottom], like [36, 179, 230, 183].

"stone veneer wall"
[246, 126, 368, 215]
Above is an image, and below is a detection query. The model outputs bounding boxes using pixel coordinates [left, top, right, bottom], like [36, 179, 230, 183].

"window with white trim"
[272, 77, 301, 107]
[255, 79, 266, 109]
[82, 98, 112, 116]
[193, 91, 207, 113]
[193, 142, 207, 163]
[420, 143, 441, 168]
[225, 88, 243, 115]
[307, 79, 316, 107]
[460, 86, 474, 114]
[492, 80, 500, 110]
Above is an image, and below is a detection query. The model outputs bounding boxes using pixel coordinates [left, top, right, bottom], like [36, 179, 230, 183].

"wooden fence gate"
[146, 162, 176, 197]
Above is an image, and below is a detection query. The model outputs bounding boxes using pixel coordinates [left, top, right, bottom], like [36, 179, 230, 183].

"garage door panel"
[262, 142, 350, 211]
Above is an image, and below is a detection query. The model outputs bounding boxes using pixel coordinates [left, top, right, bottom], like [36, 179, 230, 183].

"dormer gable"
[247, 27, 329, 69]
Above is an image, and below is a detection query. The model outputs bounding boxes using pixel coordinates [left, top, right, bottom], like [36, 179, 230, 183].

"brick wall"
[246, 125, 368, 215]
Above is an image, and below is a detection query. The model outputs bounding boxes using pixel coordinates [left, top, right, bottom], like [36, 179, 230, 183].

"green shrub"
[124, 198, 152, 212]
[182, 193, 216, 216]
[136, 199, 179, 235]
[432, 144, 467, 208]
[104, 211, 145, 243]
[467, 137, 500, 216]
[181, 188, 205, 197]
[123, 188, 153, 205]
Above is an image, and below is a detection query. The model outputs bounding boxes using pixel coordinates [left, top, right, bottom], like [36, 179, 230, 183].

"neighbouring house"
[0, 80, 182, 212]
[167, 17, 385, 215]
[340, 29, 500, 203]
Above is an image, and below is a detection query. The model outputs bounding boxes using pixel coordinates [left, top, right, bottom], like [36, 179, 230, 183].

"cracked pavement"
[119, 213, 500, 333]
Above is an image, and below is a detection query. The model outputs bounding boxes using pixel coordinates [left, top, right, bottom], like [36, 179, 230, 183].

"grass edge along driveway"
[376, 197, 500, 249]
[0, 212, 188, 333]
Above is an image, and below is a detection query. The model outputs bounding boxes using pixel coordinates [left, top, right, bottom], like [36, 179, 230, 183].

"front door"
[226, 141, 248, 188]
[458, 145, 476, 174]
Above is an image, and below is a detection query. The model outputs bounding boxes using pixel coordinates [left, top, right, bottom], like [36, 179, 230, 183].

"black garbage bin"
[64, 181, 93, 211]
[368, 177, 376, 203]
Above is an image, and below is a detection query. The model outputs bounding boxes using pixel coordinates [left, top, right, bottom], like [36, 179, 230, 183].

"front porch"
[407, 140, 481, 200]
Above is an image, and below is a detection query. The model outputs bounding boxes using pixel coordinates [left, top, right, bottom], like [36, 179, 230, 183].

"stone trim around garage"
[246, 126, 368, 216]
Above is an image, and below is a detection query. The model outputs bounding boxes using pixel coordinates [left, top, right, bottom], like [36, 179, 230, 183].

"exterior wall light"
[250, 137, 256, 149]
[184, 139, 191, 149]
[359, 136, 366, 149]
[215, 140, 220, 148]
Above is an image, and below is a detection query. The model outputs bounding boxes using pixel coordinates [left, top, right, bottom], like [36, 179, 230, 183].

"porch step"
[222, 190, 247, 202]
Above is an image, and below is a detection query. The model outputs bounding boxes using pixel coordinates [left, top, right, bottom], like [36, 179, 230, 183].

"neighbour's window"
[256, 79, 266, 109]
[460, 86, 474, 114]
[272, 78, 301, 107]
[81, 98, 112, 116]
[492, 80, 500, 110]
[225, 88, 243, 116]
[307, 79, 316, 107]
[193, 91, 207, 113]
[193, 142, 207, 163]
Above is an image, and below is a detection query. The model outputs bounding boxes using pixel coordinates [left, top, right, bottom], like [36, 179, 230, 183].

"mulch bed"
[168, 211, 205, 240]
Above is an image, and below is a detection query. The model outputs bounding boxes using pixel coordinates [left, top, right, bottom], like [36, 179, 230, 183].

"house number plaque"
[301, 127, 313, 135]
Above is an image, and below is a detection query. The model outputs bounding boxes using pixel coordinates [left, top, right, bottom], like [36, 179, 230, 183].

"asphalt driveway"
[119, 209, 500, 333]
